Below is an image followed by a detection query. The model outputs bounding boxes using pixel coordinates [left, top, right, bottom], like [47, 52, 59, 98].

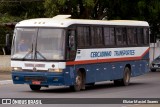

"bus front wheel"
[29, 85, 41, 91]
[70, 71, 85, 91]
[114, 67, 131, 86]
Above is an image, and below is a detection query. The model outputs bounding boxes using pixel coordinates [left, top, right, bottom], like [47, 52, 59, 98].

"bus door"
[67, 29, 77, 60]
[64, 29, 77, 85]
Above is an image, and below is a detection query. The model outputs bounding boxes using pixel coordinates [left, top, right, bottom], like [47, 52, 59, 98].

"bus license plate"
[32, 81, 41, 85]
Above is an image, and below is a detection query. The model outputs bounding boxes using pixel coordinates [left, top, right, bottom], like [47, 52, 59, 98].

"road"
[0, 71, 160, 107]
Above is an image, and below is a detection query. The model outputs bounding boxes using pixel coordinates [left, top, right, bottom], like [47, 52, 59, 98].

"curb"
[0, 80, 12, 85]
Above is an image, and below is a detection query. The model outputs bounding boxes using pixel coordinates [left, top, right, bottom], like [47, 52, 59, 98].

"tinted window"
[104, 27, 115, 46]
[127, 28, 137, 45]
[77, 26, 90, 47]
[91, 27, 103, 46]
[137, 28, 144, 45]
[143, 28, 149, 45]
[115, 27, 127, 46]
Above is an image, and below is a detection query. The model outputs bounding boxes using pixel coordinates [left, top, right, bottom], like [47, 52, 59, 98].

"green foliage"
[44, 0, 68, 17]
[83, 0, 94, 7]
[57, 0, 66, 5]
[44, 0, 59, 17]
[0, 0, 44, 19]
[0, 0, 160, 51]
[0, 13, 22, 23]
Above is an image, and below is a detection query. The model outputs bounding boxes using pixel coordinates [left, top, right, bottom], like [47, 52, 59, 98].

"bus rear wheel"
[114, 67, 131, 86]
[29, 85, 41, 91]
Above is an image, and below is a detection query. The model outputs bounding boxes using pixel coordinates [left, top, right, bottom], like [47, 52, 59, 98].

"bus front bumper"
[12, 71, 65, 86]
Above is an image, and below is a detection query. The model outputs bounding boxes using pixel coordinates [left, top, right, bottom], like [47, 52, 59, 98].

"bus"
[11, 15, 150, 91]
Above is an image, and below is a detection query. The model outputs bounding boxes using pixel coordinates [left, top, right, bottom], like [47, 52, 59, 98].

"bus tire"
[86, 82, 95, 86]
[70, 71, 85, 91]
[114, 67, 131, 86]
[114, 80, 121, 86]
[29, 85, 41, 91]
[151, 69, 156, 72]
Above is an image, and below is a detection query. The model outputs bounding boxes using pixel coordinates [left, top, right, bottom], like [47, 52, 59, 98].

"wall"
[150, 42, 160, 63]
[0, 55, 11, 72]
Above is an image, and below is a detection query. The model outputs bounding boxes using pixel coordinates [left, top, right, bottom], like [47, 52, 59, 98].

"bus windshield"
[11, 28, 65, 60]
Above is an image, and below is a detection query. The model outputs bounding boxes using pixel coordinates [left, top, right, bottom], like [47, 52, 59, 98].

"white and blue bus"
[11, 15, 149, 91]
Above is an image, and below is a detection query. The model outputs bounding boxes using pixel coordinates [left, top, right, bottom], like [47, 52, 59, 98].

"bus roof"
[16, 15, 149, 27]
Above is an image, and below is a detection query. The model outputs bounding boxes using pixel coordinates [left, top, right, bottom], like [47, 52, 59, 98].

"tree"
[137, 0, 160, 42]
[0, 0, 45, 54]
[0, 0, 160, 44]
[0, 0, 44, 20]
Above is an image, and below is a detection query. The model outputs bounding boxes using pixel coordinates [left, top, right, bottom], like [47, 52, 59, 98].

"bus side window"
[115, 27, 127, 46]
[143, 28, 149, 45]
[67, 30, 76, 60]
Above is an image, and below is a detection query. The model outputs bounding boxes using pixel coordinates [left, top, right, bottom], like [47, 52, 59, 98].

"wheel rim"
[125, 68, 130, 84]
[75, 75, 82, 90]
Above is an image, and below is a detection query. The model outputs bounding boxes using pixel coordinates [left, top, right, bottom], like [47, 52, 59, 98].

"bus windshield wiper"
[22, 44, 33, 60]
[35, 50, 47, 60]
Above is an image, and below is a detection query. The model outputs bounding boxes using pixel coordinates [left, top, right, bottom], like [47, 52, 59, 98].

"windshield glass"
[11, 28, 65, 60]
[11, 28, 36, 59]
[36, 28, 65, 60]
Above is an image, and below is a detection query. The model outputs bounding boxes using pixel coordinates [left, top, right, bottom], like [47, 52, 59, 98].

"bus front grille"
[24, 76, 47, 82]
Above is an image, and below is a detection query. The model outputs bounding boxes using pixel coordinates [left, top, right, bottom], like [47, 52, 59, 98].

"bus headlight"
[12, 67, 22, 71]
[48, 68, 63, 72]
